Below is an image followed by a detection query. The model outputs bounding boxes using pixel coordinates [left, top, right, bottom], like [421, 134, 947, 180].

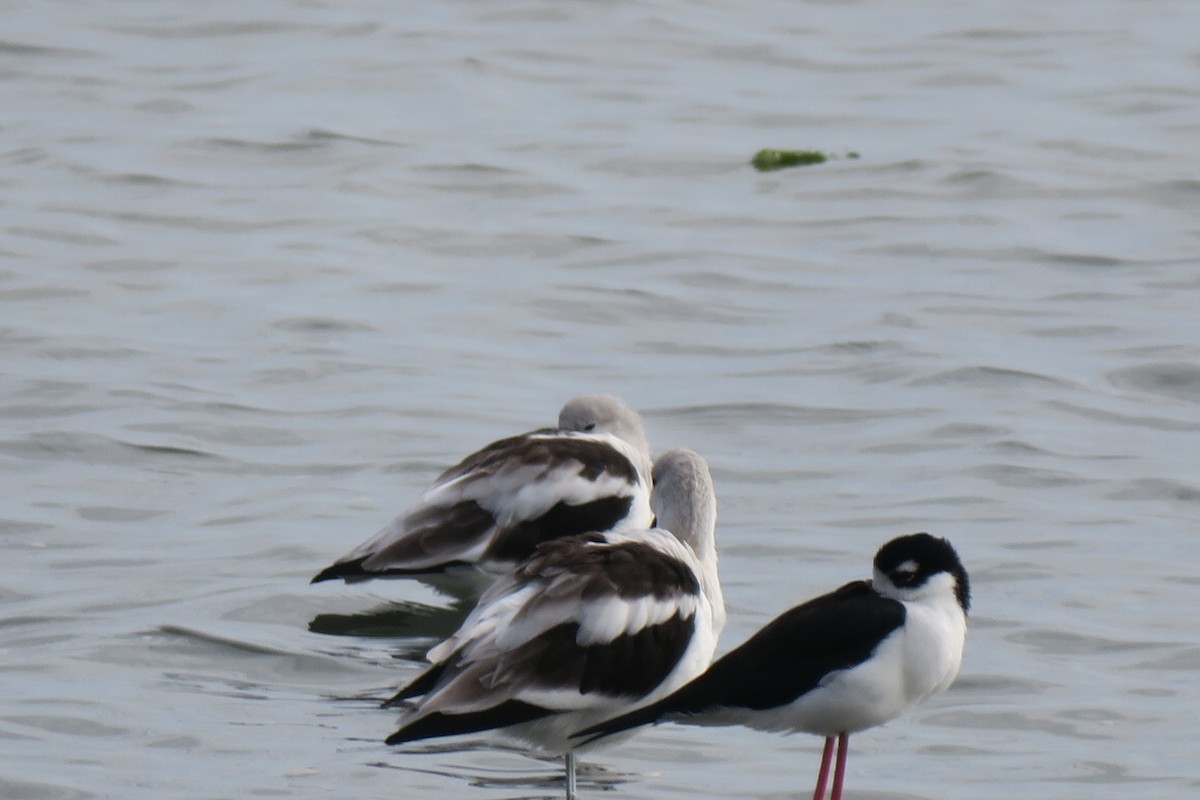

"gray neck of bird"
[655, 493, 716, 561]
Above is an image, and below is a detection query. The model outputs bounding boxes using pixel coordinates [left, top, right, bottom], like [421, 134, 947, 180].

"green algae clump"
[750, 149, 859, 172]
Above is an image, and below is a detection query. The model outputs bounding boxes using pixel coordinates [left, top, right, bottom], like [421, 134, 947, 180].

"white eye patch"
[893, 559, 918, 575]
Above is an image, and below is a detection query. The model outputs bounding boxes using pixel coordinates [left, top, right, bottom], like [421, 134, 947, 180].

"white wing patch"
[576, 594, 698, 645]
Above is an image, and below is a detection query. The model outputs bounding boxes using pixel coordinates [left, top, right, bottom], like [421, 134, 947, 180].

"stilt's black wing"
[574, 580, 904, 743]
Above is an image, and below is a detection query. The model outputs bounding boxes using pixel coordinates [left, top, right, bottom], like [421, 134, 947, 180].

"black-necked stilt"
[575, 532, 969, 800]
[383, 449, 725, 800]
[311, 395, 652, 596]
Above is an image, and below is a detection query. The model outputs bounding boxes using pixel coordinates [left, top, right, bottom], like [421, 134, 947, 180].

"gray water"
[4, 1, 1200, 798]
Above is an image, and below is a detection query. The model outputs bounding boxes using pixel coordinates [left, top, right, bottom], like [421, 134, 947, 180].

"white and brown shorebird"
[574, 533, 970, 800]
[311, 395, 653, 596]
[382, 449, 725, 800]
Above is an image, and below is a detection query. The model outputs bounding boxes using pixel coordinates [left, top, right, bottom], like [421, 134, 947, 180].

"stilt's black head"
[873, 533, 970, 614]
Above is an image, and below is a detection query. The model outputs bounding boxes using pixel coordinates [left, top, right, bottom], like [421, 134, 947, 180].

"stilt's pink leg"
[830, 732, 849, 800]
[811, 736, 836, 800]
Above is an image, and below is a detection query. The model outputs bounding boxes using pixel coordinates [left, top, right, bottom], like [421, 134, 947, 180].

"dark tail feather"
[382, 662, 447, 708]
[571, 699, 670, 747]
[311, 557, 371, 584]
[385, 701, 552, 745]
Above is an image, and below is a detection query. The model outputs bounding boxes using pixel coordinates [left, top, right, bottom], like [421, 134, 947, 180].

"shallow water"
[4, 0, 1200, 798]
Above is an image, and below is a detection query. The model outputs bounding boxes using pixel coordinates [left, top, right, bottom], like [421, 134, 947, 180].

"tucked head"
[558, 394, 650, 457]
[872, 533, 970, 614]
[650, 448, 717, 557]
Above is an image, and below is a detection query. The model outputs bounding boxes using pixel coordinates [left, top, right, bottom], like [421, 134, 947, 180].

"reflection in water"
[308, 598, 475, 641]
[370, 740, 640, 798]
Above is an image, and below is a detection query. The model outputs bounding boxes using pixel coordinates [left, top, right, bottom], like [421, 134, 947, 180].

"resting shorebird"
[383, 449, 724, 800]
[312, 395, 652, 596]
[575, 532, 970, 800]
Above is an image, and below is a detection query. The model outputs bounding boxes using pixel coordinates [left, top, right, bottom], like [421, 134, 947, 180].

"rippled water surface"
[4, 1, 1200, 798]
